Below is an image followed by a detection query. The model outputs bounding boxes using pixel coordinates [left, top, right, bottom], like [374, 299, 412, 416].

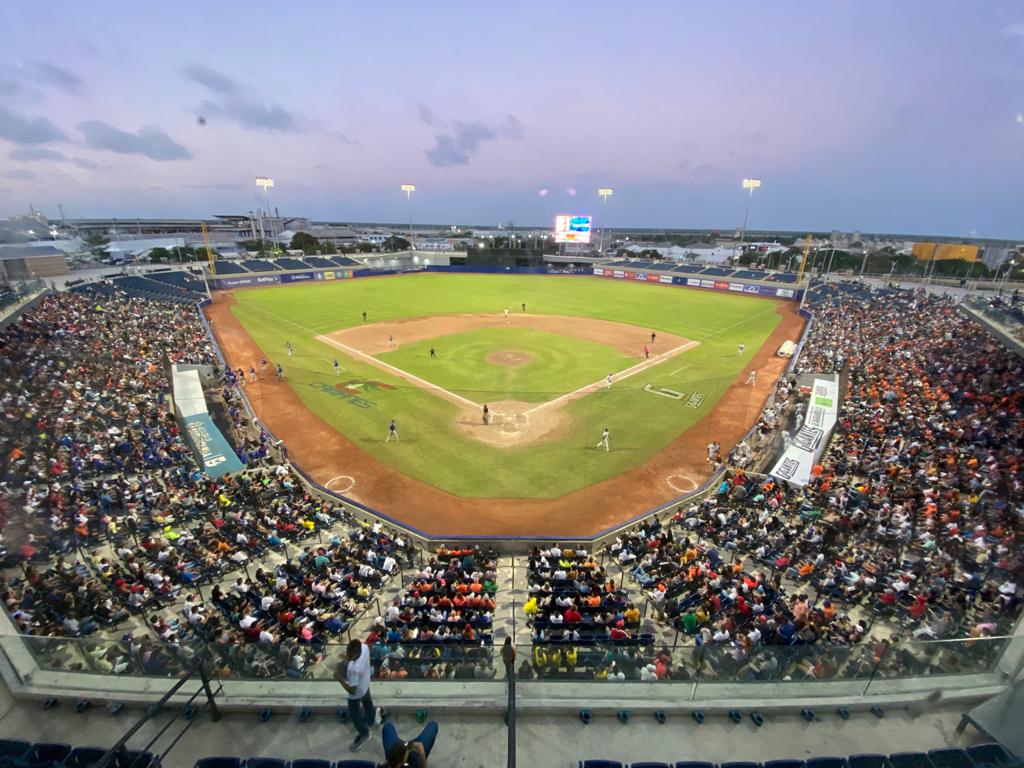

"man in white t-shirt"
[335, 639, 377, 751]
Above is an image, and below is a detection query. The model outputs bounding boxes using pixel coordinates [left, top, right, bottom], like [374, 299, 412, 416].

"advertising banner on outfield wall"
[769, 377, 840, 486]
[214, 274, 280, 289]
[281, 272, 316, 283]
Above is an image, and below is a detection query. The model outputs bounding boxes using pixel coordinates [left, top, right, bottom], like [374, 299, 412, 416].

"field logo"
[308, 379, 394, 409]
[644, 384, 684, 400]
[338, 379, 396, 396]
[684, 392, 705, 409]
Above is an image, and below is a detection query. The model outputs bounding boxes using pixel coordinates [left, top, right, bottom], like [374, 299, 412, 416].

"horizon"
[2, 2, 1023, 238]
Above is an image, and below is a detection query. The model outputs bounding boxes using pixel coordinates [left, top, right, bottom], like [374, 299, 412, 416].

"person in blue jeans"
[380, 721, 438, 767]
[335, 639, 376, 751]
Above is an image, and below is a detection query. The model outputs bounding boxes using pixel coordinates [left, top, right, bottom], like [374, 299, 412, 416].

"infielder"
[276, 363, 285, 382]
[333, 359, 341, 376]
[430, 347, 437, 359]
[504, 307, 510, 323]
[285, 341, 293, 357]
[738, 342, 745, 356]
[385, 419, 399, 443]
[248, 365, 257, 383]
[606, 373, 613, 389]
[482, 404, 490, 425]
[596, 428, 610, 452]
[387, 334, 396, 348]
[746, 369, 757, 385]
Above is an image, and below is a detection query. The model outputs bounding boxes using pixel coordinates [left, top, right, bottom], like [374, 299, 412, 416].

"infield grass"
[228, 273, 784, 499]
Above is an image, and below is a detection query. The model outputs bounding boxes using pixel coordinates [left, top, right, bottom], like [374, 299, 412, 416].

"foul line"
[316, 334, 483, 411]
[522, 340, 699, 416]
[670, 364, 692, 377]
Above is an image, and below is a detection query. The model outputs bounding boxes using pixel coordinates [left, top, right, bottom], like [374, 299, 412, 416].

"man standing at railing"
[335, 638, 379, 751]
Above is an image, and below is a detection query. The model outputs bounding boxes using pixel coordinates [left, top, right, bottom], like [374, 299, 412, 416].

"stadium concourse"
[0, 274, 1019, 766]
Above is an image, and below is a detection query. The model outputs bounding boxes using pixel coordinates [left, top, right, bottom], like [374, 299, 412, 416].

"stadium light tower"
[734, 178, 762, 261]
[256, 177, 275, 255]
[598, 187, 614, 253]
[401, 184, 416, 249]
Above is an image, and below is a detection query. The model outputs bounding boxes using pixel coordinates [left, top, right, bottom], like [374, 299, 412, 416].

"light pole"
[734, 178, 762, 262]
[401, 184, 416, 249]
[256, 177, 275, 255]
[598, 187, 614, 254]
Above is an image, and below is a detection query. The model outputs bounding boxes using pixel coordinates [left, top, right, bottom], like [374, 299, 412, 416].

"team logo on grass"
[684, 392, 705, 409]
[642, 385, 706, 409]
[308, 379, 395, 409]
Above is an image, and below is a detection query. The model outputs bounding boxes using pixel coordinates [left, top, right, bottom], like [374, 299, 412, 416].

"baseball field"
[207, 272, 804, 536]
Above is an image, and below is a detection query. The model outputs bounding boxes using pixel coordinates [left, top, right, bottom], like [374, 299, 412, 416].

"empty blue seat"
[25, 743, 71, 768]
[121, 750, 159, 768]
[889, 754, 932, 768]
[580, 762, 624, 768]
[766, 761, 805, 768]
[0, 741, 30, 764]
[64, 747, 108, 768]
[721, 763, 763, 768]
[335, 762, 377, 768]
[194, 759, 243, 768]
[245, 760, 287, 768]
[966, 744, 1014, 767]
[676, 763, 716, 768]
[806, 760, 846, 768]
[291, 761, 332, 768]
[848, 755, 889, 768]
[631, 763, 671, 768]
[928, 751, 971, 768]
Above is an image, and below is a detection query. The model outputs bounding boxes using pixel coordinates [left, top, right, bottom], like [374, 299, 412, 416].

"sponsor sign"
[714, 281, 729, 290]
[688, 278, 702, 287]
[323, 271, 336, 280]
[776, 288, 795, 298]
[770, 377, 839, 486]
[728, 282, 745, 292]
[215, 275, 280, 289]
[613, 270, 625, 278]
[700, 279, 716, 288]
[659, 275, 674, 284]
[635, 272, 647, 281]
[183, 413, 245, 478]
[282, 271, 315, 283]
[743, 285, 761, 294]
[593, 268, 605, 276]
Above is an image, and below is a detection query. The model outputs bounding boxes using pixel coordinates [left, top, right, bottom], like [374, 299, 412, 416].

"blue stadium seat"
[766, 761, 805, 768]
[928, 751, 971, 768]
[848, 755, 889, 768]
[676, 762, 716, 768]
[121, 750, 160, 768]
[194, 759, 243, 768]
[580, 762, 624, 768]
[25, 743, 71, 768]
[805, 760, 846, 768]
[721, 763, 763, 768]
[631, 763, 671, 768]
[335, 762, 377, 768]
[245, 759, 287, 768]
[888, 755, 933, 768]
[291, 761, 332, 768]
[63, 747, 108, 768]
[0, 740, 30, 765]
[965, 744, 1015, 767]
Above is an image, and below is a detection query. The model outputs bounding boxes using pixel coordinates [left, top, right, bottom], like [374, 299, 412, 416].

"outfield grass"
[228, 273, 782, 498]
[377, 327, 635, 403]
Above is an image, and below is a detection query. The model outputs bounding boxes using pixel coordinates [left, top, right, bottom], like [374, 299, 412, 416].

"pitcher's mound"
[486, 349, 533, 367]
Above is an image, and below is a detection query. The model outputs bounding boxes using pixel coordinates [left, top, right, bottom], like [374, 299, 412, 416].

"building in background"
[912, 242, 981, 262]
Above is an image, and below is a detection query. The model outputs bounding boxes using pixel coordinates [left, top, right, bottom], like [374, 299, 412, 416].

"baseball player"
[236, 367, 246, 386]
[482, 404, 490, 425]
[737, 342, 745, 356]
[260, 358, 268, 374]
[605, 373, 613, 389]
[596, 428, 610, 452]
[385, 419, 399, 443]
[521, 302, 526, 312]
[746, 369, 757, 385]
[285, 341, 293, 357]
[276, 363, 285, 382]
[248, 365, 257, 383]
[644, 345, 650, 359]
[362, 311, 367, 322]
[430, 347, 437, 359]
[333, 359, 341, 376]
[504, 307, 510, 323]
[650, 331, 657, 344]
[387, 334, 395, 348]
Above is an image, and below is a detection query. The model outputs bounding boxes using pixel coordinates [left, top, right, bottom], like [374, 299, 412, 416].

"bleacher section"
[304, 257, 337, 269]
[147, 270, 207, 296]
[670, 264, 704, 274]
[211, 261, 249, 275]
[240, 260, 282, 273]
[698, 267, 734, 277]
[331, 256, 360, 267]
[770, 272, 799, 283]
[274, 257, 314, 271]
[72, 275, 198, 304]
[578, 745, 1018, 768]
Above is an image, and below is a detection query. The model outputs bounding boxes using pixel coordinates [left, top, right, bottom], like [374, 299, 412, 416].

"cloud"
[77, 120, 192, 161]
[1002, 22, 1024, 36]
[73, 157, 99, 170]
[413, 102, 434, 125]
[25, 60, 86, 95]
[424, 114, 524, 167]
[187, 183, 242, 190]
[10, 147, 67, 162]
[0, 106, 66, 144]
[4, 169, 35, 180]
[184, 64, 237, 95]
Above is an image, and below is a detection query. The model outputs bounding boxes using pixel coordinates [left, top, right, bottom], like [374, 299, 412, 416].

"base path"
[206, 293, 805, 538]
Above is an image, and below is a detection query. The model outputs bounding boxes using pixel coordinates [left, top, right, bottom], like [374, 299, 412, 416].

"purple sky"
[1, 2, 1023, 238]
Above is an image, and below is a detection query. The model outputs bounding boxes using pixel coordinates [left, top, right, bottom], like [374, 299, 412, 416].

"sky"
[1, 1, 1023, 238]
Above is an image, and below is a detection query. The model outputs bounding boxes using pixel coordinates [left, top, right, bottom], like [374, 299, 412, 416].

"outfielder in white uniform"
[596, 428, 610, 452]
[606, 373, 613, 389]
[737, 343, 745, 356]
